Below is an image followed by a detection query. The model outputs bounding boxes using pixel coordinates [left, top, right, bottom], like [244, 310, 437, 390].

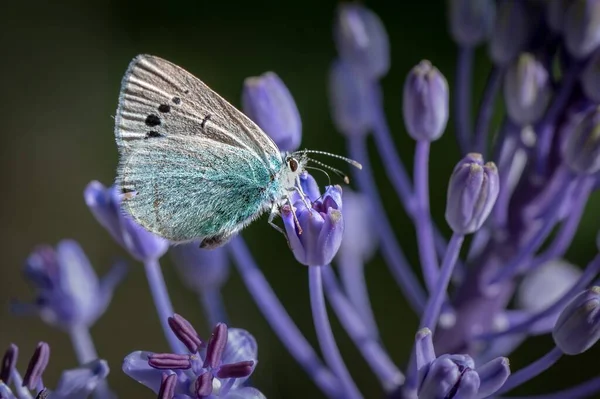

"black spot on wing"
[172, 97, 181, 104]
[158, 104, 171, 113]
[144, 131, 163, 139]
[145, 114, 161, 127]
[200, 114, 211, 129]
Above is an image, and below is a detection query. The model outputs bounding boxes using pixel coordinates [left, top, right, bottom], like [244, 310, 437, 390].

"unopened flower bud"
[333, 3, 390, 78]
[242, 72, 301, 152]
[448, 0, 496, 47]
[504, 53, 552, 126]
[564, 0, 600, 59]
[418, 354, 480, 399]
[563, 105, 600, 174]
[403, 60, 449, 142]
[445, 154, 499, 234]
[553, 286, 600, 355]
[489, 0, 534, 66]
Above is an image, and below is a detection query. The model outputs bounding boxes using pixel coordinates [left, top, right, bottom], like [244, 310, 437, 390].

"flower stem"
[199, 288, 228, 327]
[10, 368, 33, 399]
[414, 140, 440, 293]
[309, 265, 362, 399]
[68, 325, 115, 399]
[143, 259, 186, 354]
[503, 376, 600, 399]
[347, 135, 426, 313]
[495, 346, 563, 395]
[229, 238, 341, 398]
[322, 265, 403, 392]
[474, 66, 502, 155]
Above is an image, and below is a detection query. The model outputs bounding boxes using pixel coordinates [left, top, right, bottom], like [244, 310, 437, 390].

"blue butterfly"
[114, 55, 360, 248]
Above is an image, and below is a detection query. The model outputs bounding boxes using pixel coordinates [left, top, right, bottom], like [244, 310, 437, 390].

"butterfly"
[114, 54, 360, 249]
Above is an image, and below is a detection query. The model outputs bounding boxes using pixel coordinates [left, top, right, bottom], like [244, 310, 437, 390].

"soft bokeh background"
[1, 0, 600, 397]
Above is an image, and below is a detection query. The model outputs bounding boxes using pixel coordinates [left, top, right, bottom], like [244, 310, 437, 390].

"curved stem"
[68, 326, 114, 399]
[229, 238, 341, 398]
[500, 376, 600, 399]
[455, 46, 474, 154]
[338, 253, 379, 339]
[474, 67, 502, 155]
[347, 135, 426, 313]
[199, 288, 228, 327]
[309, 266, 362, 399]
[322, 265, 403, 392]
[494, 346, 563, 395]
[414, 140, 439, 292]
[143, 259, 186, 354]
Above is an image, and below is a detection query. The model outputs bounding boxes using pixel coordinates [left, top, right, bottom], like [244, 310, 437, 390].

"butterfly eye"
[288, 157, 299, 172]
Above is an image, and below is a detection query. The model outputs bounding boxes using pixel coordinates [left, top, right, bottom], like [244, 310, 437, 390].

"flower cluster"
[5, 1, 600, 399]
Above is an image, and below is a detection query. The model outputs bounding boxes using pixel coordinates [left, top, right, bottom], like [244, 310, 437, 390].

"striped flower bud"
[553, 286, 600, 354]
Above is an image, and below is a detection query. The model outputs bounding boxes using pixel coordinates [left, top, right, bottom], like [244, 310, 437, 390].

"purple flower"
[553, 286, 600, 355]
[15, 240, 126, 329]
[445, 154, 499, 235]
[504, 53, 552, 126]
[242, 72, 302, 152]
[448, 0, 495, 47]
[402, 60, 449, 142]
[0, 342, 109, 399]
[123, 313, 262, 399]
[333, 2, 390, 79]
[84, 181, 169, 262]
[281, 173, 344, 267]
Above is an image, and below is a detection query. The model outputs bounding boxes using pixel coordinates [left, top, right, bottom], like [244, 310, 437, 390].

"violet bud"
[418, 354, 480, 399]
[170, 244, 229, 293]
[328, 59, 372, 136]
[282, 184, 344, 266]
[18, 240, 125, 329]
[448, 0, 496, 47]
[445, 154, 499, 235]
[562, 106, 600, 174]
[402, 60, 449, 142]
[242, 72, 302, 152]
[488, 0, 534, 66]
[581, 50, 600, 103]
[504, 53, 552, 126]
[85, 181, 169, 262]
[553, 286, 600, 354]
[333, 3, 390, 79]
[564, 0, 600, 59]
[476, 357, 511, 397]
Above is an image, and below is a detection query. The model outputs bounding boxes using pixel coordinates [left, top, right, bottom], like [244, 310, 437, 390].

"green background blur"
[2, 0, 600, 397]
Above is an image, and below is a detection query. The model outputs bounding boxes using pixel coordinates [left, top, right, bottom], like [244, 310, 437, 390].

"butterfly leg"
[287, 186, 312, 209]
[268, 203, 292, 248]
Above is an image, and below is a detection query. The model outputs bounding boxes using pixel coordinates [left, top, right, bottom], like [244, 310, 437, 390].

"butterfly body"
[114, 55, 304, 247]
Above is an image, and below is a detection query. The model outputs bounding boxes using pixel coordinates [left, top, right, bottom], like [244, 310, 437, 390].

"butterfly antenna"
[298, 149, 363, 170]
[307, 158, 351, 184]
[305, 166, 332, 186]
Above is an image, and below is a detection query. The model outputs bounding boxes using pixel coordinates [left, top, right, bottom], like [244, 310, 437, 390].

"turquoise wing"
[118, 135, 277, 242]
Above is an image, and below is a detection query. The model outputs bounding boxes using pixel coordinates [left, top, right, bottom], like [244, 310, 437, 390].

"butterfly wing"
[119, 135, 275, 242]
[114, 54, 284, 242]
[115, 54, 281, 162]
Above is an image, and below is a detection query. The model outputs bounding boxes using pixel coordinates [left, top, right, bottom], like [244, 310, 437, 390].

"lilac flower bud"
[418, 354, 480, 399]
[553, 286, 600, 354]
[23, 342, 49, 390]
[333, 3, 390, 79]
[338, 190, 377, 262]
[563, 106, 600, 174]
[18, 240, 125, 329]
[403, 60, 449, 142]
[476, 357, 511, 398]
[448, 0, 496, 47]
[546, 0, 573, 32]
[242, 72, 302, 152]
[170, 244, 229, 293]
[0, 345, 17, 384]
[581, 50, 600, 103]
[84, 181, 169, 262]
[504, 53, 552, 126]
[564, 0, 600, 59]
[488, 0, 533, 66]
[282, 183, 344, 266]
[445, 154, 499, 234]
[328, 59, 372, 136]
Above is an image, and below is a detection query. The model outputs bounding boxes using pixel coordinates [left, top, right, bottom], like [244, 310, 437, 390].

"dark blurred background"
[1, 0, 600, 397]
